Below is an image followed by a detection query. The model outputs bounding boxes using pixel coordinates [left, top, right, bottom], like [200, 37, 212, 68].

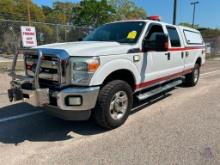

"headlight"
[70, 57, 100, 85]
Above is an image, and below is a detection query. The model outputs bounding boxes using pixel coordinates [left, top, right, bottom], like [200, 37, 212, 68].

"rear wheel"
[184, 63, 200, 87]
[93, 80, 133, 129]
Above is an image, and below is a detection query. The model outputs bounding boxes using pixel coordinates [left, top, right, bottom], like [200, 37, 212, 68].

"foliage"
[0, 0, 45, 22]
[110, 0, 147, 20]
[42, 2, 75, 24]
[72, 0, 115, 27]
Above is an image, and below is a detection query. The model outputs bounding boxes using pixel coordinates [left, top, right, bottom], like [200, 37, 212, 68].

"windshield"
[84, 21, 146, 44]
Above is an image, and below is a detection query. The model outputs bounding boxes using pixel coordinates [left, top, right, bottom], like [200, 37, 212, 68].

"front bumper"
[9, 84, 99, 110]
[8, 81, 100, 120]
[55, 86, 100, 111]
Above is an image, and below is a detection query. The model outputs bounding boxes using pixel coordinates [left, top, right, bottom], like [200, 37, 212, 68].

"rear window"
[183, 30, 203, 45]
[167, 26, 181, 47]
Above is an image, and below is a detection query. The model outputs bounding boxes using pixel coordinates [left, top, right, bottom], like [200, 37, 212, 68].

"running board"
[137, 79, 183, 101]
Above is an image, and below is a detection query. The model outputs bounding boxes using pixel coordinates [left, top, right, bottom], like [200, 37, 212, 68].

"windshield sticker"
[127, 31, 137, 40]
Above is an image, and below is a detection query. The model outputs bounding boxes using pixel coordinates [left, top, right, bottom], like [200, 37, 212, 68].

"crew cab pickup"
[8, 18, 205, 128]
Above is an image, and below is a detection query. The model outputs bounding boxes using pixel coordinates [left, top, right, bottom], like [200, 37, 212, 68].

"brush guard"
[8, 49, 49, 107]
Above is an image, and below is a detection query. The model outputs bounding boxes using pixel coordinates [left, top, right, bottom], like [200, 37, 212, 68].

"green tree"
[53, 2, 74, 23]
[0, 0, 45, 22]
[46, 10, 66, 24]
[110, 0, 147, 20]
[72, 0, 115, 27]
[42, 2, 76, 25]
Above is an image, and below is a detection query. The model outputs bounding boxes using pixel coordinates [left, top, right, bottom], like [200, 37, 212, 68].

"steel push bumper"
[8, 49, 100, 120]
[8, 49, 46, 106]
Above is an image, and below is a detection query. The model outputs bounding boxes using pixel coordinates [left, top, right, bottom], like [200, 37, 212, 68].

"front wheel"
[184, 63, 200, 87]
[93, 80, 133, 129]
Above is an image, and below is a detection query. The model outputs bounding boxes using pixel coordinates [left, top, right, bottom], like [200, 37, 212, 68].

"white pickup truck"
[8, 18, 205, 128]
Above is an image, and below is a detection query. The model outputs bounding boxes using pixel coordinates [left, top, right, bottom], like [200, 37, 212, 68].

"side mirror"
[143, 34, 169, 52]
[155, 34, 169, 51]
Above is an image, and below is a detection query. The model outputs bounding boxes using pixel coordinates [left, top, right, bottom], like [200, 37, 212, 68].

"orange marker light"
[88, 63, 99, 72]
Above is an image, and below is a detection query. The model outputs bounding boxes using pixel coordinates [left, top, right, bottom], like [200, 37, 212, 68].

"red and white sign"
[21, 26, 37, 47]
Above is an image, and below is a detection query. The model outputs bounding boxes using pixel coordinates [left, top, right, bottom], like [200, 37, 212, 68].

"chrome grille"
[24, 54, 61, 87]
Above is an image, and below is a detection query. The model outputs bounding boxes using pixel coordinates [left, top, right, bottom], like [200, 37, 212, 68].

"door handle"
[185, 51, 189, 57]
[165, 52, 171, 60]
[181, 52, 184, 59]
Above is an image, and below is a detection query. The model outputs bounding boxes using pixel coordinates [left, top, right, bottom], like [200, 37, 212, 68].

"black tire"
[93, 80, 133, 129]
[184, 63, 200, 87]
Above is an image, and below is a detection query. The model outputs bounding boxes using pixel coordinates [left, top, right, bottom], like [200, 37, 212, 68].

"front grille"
[39, 79, 60, 88]
[24, 54, 61, 88]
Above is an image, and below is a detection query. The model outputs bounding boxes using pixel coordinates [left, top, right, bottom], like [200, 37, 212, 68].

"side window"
[145, 24, 164, 41]
[166, 26, 181, 47]
[183, 30, 203, 45]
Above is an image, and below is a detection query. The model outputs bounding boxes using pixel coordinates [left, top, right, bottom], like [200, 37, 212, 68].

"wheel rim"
[109, 91, 128, 120]
[194, 67, 199, 83]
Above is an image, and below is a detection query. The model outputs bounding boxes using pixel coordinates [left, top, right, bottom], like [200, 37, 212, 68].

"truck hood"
[35, 41, 137, 56]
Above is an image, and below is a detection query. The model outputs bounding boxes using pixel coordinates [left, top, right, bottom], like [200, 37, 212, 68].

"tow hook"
[8, 88, 23, 102]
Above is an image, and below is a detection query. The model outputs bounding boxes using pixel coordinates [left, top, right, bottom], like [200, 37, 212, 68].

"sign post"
[21, 26, 37, 48]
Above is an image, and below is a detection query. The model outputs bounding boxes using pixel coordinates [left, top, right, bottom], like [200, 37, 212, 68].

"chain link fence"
[203, 36, 220, 58]
[0, 19, 93, 55]
[1, 19, 220, 58]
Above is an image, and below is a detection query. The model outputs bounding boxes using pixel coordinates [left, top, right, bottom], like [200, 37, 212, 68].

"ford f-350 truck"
[8, 17, 205, 129]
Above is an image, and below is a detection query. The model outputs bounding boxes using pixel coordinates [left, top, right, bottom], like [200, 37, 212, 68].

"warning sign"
[21, 26, 37, 47]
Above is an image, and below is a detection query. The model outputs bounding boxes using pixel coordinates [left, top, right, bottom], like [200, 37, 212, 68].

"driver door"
[139, 23, 172, 88]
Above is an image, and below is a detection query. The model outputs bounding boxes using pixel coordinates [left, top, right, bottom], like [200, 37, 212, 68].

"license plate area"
[23, 88, 49, 107]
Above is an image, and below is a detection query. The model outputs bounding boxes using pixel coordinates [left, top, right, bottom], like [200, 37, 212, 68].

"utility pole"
[27, 0, 31, 26]
[173, 0, 177, 25]
[191, 1, 199, 27]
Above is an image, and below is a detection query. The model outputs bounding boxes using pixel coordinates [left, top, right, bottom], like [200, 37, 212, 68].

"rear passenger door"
[166, 26, 185, 74]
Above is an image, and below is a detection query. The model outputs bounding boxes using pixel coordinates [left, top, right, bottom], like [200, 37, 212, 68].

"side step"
[137, 79, 183, 101]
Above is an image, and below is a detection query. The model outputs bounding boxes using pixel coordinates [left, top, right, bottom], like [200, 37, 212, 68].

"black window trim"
[166, 25, 181, 48]
[142, 23, 166, 52]
[143, 23, 165, 44]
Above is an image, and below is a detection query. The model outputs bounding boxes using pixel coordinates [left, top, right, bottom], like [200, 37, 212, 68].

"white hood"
[36, 41, 137, 56]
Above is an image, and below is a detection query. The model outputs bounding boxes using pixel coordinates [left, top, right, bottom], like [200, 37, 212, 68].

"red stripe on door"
[168, 46, 205, 51]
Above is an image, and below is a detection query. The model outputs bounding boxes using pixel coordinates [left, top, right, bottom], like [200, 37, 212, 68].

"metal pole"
[191, 1, 199, 27]
[56, 24, 59, 42]
[173, 0, 177, 25]
[27, 0, 31, 26]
